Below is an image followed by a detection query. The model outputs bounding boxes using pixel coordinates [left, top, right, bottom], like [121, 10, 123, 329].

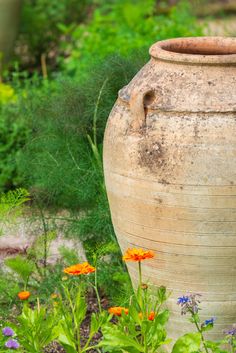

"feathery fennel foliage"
[0, 188, 29, 234]
[5, 255, 35, 287]
[18, 53, 146, 214]
[15, 54, 146, 302]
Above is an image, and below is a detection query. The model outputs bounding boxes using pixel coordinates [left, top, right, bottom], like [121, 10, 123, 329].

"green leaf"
[5, 255, 35, 283]
[57, 332, 77, 353]
[172, 332, 201, 353]
[129, 304, 142, 325]
[74, 289, 87, 324]
[205, 340, 228, 353]
[155, 310, 169, 326]
[56, 317, 77, 353]
[202, 324, 213, 332]
[16, 305, 57, 352]
[102, 326, 144, 352]
[90, 312, 99, 333]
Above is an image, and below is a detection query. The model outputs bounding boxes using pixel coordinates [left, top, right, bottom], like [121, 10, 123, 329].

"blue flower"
[225, 326, 236, 336]
[177, 293, 201, 315]
[2, 327, 15, 337]
[204, 317, 216, 326]
[177, 296, 190, 305]
[5, 339, 20, 349]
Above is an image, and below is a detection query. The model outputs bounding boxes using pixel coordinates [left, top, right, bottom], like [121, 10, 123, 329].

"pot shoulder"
[119, 59, 236, 113]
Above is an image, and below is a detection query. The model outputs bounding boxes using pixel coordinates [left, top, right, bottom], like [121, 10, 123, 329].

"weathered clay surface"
[103, 37, 236, 343]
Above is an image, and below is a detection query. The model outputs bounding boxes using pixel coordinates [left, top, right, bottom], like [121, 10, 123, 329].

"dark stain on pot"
[138, 139, 169, 177]
[155, 197, 163, 204]
[158, 178, 170, 185]
[138, 141, 163, 169]
[194, 123, 200, 139]
[138, 134, 185, 185]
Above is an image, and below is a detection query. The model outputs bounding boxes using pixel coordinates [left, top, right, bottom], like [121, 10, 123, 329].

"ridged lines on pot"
[125, 262, 236, 301]
[111, 208, 236, 235]
[117, 229, 236, 257]
[106, 171, 236, 195]
[106, 182, 236, 210]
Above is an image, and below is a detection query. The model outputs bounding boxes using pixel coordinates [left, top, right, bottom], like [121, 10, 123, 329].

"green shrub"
[17, 0, 92, 67]
[13, 54, 145, 302]
[17, 53, 146, 211]
[0, 271, 20, 319]
[59, 0, 203, 75]
[0, 106, 30, 191]
[0, 73, 55, 192]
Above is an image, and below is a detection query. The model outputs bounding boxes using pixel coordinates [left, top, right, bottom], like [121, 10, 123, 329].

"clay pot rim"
[150, 37, 236, 65]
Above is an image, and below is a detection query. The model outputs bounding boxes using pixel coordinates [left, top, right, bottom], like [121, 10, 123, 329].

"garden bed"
[44, 292, 108, 353]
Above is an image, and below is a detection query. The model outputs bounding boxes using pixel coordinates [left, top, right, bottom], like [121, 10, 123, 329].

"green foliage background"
[18, 0, 92, 67]
[61, 0, 202, 75]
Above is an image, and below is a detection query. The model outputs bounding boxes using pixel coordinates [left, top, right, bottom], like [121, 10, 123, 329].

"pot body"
[103, 37, 236, 341]
[0, 0, 22, 63]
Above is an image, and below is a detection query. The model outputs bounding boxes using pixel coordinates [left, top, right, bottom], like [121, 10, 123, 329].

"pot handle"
[129, 88, 155, 132]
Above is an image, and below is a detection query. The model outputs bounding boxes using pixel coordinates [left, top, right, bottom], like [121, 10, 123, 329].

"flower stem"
[193, 317, 209, 353]
[144, 333, 148, 353]
[138, 261, 142, 288]
[94, 259, 102, 313]
[82, 344, 100, 352]
[138, 260, 145, 316]
[92, 77, 108, 148]
[64, 285, 81, 352]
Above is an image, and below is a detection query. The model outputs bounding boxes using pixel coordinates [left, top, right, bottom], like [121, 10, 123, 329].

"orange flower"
[148, 311, 155, 321]
[138, 312, 143, 319]
[139, 311, 155, 321]
[108, 306, 129, 316]
[18, 291, 31, 300]
[51, 293, 60, 299]
[123, 248, 154, 262]
[63, 262, 96, 276]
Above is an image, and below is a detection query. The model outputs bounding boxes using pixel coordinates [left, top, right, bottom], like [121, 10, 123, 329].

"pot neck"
[149, 37, 236, 65]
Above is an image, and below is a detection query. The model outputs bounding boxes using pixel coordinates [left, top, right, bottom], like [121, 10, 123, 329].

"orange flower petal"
[123, 248, 155, 262]
[108, 306, 129, 316]
[148, 311, 155, 321]
[18, 291, 31, 300]
[139, 311, 155, 321]
[63, 262, 96, 276]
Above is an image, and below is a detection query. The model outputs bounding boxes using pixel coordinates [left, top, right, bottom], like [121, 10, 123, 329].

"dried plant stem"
[41, 53, 48, 79]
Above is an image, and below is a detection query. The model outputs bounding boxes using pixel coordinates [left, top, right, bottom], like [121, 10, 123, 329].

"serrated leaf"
[102, 326, 144, 352]
[172, 332, 201, 353]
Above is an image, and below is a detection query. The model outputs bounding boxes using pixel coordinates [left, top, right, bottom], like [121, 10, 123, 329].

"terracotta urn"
[103, 37, 236, 341]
